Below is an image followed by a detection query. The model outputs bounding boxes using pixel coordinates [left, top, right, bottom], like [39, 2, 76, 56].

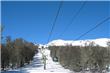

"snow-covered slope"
[23, 49, 72, 73]
[46, 38, 110, 47]
[1, 49, 73, 73]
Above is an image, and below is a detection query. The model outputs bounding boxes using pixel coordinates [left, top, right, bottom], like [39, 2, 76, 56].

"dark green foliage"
[1, 37, 38, 70]
[49, 42, 110, 73]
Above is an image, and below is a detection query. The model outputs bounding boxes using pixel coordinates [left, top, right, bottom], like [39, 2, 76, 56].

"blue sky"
[2, 1, 110, 44]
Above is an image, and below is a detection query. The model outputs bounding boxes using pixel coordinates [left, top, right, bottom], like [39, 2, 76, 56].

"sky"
[1, 1, 110, 44]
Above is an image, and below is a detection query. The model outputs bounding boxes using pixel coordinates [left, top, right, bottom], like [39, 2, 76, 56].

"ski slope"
[2, 47, 110, 73]
[21, 49, 72, 73]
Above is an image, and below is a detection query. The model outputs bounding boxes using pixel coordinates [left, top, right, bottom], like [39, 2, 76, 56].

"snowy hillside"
[24, 49, 72, 73]
[46, 38, 110, 47]
[1, 49, 73, 73]
[2, 38, 110, 73]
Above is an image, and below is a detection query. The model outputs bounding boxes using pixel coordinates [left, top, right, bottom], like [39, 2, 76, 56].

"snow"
[2, 38, 110, 73]
[2, 48, 110, 73]
[1, 49, 72, 73]
[46, 38, 110, 47]
[23, 49, 72, 73]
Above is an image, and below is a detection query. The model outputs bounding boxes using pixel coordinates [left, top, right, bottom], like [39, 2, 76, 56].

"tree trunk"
[44, 60, 46, 70]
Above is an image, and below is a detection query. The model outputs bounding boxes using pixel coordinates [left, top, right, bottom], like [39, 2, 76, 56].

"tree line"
[49, 41, 110, 73]
[1, 36, 38, 70]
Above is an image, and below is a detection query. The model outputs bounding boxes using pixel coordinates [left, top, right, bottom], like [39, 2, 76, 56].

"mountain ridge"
[45, 38, 110, 47]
